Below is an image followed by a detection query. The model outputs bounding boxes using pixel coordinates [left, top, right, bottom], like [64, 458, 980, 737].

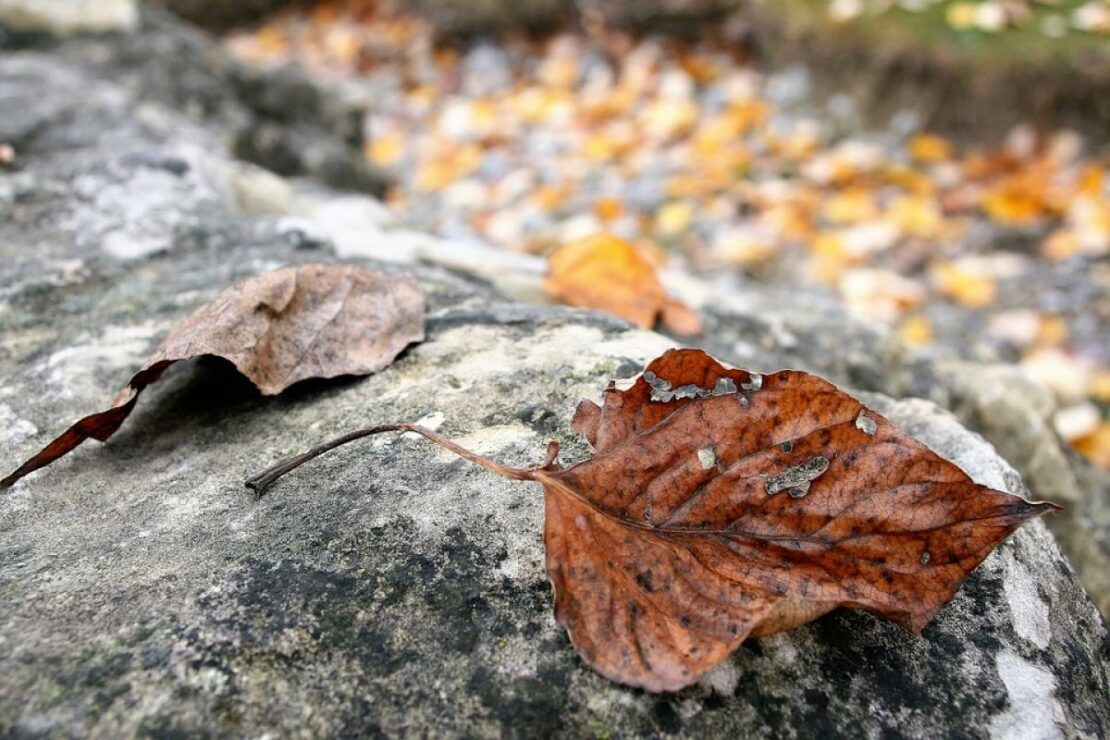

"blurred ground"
[226, 0, 1108, 470]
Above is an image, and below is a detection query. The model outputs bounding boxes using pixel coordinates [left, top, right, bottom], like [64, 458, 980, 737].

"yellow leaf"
[1072, 423, 1110, 469]
[655, 201, 694, 236]
[899, 315, 934, 347]
[946, 2, 978, 29]
[908, 134, 953, 163]
[531, 184, 569, 213]
[1036, 315, 1069, 347]
[1090, 371, 1110, 402]
[982, 180, 1047, 225]
[1077, 165, 1106, 197]
[643, 98, 698, 141]
[543, 234, 665, 328]
[1042, 228, 1082, 261]
[367, 132, 404, 167]
[810, 232, 847, 282]
[932, 261, 997, 308]
[888, 195, 945, 238]
[583, 132, 619, 162]
[821, 188, 879, 225]
[593, 196, 624, 222]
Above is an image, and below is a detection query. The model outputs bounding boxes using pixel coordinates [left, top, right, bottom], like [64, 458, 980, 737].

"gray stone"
[0, 0, 138, 36]
[4, 7, 390, 197]
[146, 0, 286, 31]
[0, 13, 1107, 738]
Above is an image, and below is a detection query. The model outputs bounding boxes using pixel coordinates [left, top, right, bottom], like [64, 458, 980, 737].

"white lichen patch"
[101, 230, 170, 260]
[0, 403, 38, 450]
[988, 650, 1064, 740]
[699, 659, 740, 695]
[697, 446, 717, 469]
[42, 322, 165, 399]
[403, 411, 445, 438]
[760, 633, 799, 665]
[593, 329, 675, 363]
[1000, 551, 1052, 650]
[643, 370, 738, 403]
[765, 455, 829, 498]
[427, 324, 610, 386]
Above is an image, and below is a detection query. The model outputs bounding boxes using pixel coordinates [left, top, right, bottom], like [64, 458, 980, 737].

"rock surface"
[0, 14, 1108, 739]
[1, 7, 389, 197]
[0, 0, 138, 36]
[147, 0, 287, 31]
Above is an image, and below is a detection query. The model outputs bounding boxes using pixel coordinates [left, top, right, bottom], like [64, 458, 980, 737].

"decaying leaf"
[245, 348, 1056, 692]
[543, 233, 703, 336]
[1, 264, 425, 489]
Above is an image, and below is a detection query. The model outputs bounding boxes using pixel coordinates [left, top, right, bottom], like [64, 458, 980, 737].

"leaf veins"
[245, 348, 1057, 692]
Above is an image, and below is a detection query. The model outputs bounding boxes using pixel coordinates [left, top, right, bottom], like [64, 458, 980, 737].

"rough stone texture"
[0, 15, 1108, 739]
[147, 0, 287, 31]
[0, 0, 138, 36]
[403, 0, 742, 35]
[1, 6, 389, 198]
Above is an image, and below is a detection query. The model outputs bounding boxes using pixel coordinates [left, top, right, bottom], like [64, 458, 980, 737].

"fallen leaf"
[655, 201, 695, 235]
[247, 349, 1056, 691]
[659, 299, 705, 337]
[931, 260, 998, 308]
[898, 314, 935, 347]
[1, 264, 425, 489]
[544, 233, 701, 336]
[1072, 422, 1110, 468]
[908, 134, 953, 163]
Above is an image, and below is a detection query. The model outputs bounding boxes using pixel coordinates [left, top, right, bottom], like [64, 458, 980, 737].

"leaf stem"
[245, 423, 558, 494]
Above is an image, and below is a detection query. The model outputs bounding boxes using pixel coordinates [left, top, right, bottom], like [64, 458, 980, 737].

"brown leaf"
[1, 263, 424, 489]
[541, 349, 1055, 690]
[244, 348, 1056, 693]
[543, 233, 702, 336]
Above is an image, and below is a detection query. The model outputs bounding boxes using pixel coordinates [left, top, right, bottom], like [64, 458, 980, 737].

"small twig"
[245, 423, 559, 494]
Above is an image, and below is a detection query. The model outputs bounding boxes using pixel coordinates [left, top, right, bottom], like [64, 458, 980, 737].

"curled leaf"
[2, 264, 425, 489]
[246, 348, 1056, 692]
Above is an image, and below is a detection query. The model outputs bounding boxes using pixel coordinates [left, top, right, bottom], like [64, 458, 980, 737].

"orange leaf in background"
[931, 260, 998, 308]
[889, 195, 946, 238]
[964, 151, 1021, 180]
[367, 132, 404, 167]
[655, 201, 695, 235]
[908, 134, 953, 163]
[544, 234, 701, 335]
[809, 231, 848, 282]
[1091, 372, 1110, 403]
[899, 314, 934, 347]
[1073, 423, 1110, 468]
[982, 184, 1045, 225]
[821, 188, 879, 225]
[593, 196, 624, 222]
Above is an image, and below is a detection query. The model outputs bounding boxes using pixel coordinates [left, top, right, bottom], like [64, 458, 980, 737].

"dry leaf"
[247, 348, 1055, 692]
[544, 233, 702, 336]
[1, 264, 425, 489]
